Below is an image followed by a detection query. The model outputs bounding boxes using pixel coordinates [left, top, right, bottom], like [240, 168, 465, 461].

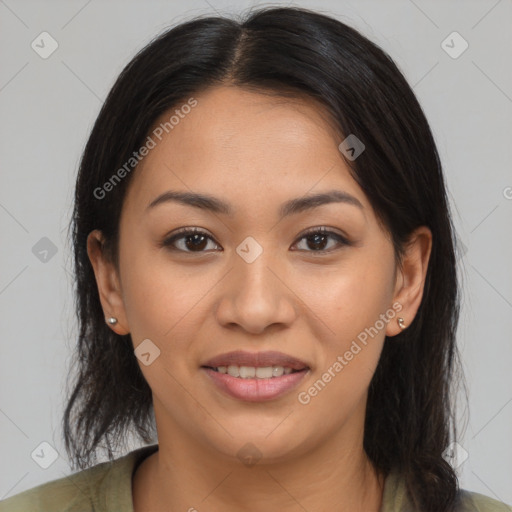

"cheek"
[119, 251, 210, 399]
[119, 244, 191, 340]
[299, 255, 394, 337]
[294, 264, 391, 421]
[120, 245, 222, 361]
[292, 247, 395, 380]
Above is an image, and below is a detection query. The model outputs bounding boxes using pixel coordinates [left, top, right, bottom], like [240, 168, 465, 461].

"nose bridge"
[215, 235, 296, 333]
[234, 234, 280, 303]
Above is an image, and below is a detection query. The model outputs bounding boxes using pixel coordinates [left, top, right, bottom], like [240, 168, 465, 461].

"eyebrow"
[146, 189, 364, 219]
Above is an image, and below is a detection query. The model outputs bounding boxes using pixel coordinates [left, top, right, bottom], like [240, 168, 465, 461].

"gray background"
[1, 0, 511, 505]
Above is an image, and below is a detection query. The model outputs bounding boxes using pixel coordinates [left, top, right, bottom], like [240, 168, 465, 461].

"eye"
[161, 226, 350, 254]
[162, 228, 220, 253]
[291, 227, 350, 253]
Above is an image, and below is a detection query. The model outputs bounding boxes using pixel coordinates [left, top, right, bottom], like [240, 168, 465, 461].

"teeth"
[216, 365, 297, 378]
[239, 366, 255, 378]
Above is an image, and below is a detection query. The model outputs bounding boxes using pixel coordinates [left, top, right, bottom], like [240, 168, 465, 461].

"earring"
[397, 317, 406, 330]
[106, 317, 118, 325]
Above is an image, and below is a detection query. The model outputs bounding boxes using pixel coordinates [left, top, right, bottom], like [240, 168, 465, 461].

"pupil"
[308, 233, 326, 250]
[186, 234, 207, 251]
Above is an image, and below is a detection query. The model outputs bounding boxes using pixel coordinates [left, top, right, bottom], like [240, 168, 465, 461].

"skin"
[87, 85, 432, 512]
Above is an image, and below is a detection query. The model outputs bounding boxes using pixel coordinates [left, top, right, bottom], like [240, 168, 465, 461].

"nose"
[214, 248, 297, 335]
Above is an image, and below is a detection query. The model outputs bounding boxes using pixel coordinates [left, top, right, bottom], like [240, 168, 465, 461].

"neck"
[133, 409, 385, 512]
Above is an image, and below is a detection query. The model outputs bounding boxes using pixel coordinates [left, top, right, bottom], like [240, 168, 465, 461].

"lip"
[201, 367, 310, 402]
[201, 350, 309, 371]
[200, 350, 311, 402]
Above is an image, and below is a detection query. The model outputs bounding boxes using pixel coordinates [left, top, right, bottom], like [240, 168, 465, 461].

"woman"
[1, 6, 509, 512]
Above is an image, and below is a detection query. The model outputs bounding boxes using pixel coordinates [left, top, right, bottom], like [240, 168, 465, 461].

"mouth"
[201, 365, 307, 379]
[199, 351, 310, 402]
[200, 350, 310, 373]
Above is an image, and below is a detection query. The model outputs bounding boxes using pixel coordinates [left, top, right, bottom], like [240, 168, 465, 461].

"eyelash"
[161, 226, 351, 255]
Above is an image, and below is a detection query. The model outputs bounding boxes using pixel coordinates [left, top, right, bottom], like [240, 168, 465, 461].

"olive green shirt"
[1, 444, 510, 511]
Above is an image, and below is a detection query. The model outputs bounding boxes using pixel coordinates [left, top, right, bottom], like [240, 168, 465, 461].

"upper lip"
[201, 350, 309, 370]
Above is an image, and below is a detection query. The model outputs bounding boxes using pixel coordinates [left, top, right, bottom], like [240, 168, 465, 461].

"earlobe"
[86, 230, 130, 335]
[386, 226, 432, 337]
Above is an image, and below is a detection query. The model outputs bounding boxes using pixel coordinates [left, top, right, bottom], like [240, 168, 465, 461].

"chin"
[204, 428, 311, 467]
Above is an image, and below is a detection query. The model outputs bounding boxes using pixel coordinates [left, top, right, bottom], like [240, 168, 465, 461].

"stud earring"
[106, 317, 118, 325]
[397, 317, 406, 330]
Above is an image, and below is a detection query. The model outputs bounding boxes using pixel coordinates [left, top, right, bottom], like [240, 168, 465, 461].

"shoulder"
[383, 468, 511, 512]
[0, 461, 108, 512]
[455, 489, 512, 512]
[0, 444, 159, 512]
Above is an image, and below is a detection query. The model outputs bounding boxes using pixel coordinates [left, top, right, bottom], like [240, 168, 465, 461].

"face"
[88, 85, 431, 465]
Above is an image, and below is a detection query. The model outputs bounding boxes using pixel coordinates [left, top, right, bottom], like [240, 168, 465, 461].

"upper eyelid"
[167, 226, 346, 238]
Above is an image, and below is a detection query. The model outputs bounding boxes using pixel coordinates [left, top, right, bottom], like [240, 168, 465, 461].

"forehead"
[123, 85, 370, 216]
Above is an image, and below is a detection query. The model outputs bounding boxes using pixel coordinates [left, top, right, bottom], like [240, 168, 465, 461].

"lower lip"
[201, 367, 309, 402]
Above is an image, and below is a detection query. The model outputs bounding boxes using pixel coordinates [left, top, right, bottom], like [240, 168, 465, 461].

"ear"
[386, 226, 432, 337]
[87, 229, 130, 335]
